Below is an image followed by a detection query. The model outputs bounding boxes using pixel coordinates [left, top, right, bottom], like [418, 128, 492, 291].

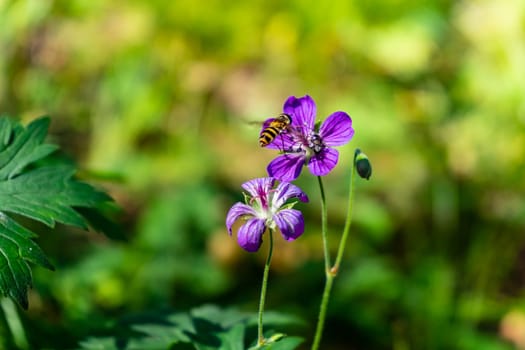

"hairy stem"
[257, 228, 274, 347]
[333, 158, 356, 274]
[311, 271, 334, 350]
[311, 176, 331, 350]
[312, 161, 357, 350]
[317, 176, 331, 270]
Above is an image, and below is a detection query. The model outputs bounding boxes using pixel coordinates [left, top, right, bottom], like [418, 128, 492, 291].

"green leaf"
[77, 306, 304, 350]
[130, 313, 195, 346]
[194, 323, 245, 350]
[0, 116, 114, 309]
[76, 206, 126, 241]
[0, 214, 53, 309]
[0, 165, 111, 228]
[0, 117, 58, 180]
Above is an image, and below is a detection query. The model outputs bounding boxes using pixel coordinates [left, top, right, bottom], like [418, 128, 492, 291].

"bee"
[259, 113, 292, 147]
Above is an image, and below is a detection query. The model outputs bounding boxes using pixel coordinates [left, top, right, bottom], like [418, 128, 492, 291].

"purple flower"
[264, 95, 354, 181]
[226, 177, 309, 252]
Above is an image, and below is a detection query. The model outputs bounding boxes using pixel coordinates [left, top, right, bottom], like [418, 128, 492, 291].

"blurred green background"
[1, 0, 525, 349]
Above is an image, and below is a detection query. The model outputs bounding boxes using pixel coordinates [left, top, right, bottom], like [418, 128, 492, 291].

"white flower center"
[286, 128, 324, 158]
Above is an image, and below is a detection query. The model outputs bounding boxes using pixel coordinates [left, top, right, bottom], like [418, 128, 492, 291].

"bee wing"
[243, 118, 273, 129]
[261, 117, 276, 130]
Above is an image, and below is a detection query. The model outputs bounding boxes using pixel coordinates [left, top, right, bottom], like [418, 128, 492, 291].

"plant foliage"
[0, 116, 112, 309]
[78, 305, 304, 350]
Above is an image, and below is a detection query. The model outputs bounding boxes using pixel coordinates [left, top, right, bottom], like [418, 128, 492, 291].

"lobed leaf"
[0, 213, 54, 309]
[0, 116, 114, 309]
[0, 165, 111, 228]
[0, 117, 57, 180]
[77, 306, 304, 350]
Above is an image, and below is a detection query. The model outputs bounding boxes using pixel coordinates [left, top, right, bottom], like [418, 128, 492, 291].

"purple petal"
[307, 148, 339, 176]
[272, 182, 309, 210]
[267, 153, 305, 182]
[226, 203, 256, 235]
[283, 95, 316, 133]
[273, 209, 305, 241]
[241, 177, 275, 198]
[237, 218, 266, 252]
[319, 111, 354, 146]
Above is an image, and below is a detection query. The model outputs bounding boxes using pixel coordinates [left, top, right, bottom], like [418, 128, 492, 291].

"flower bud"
[354, 149, 372, 180]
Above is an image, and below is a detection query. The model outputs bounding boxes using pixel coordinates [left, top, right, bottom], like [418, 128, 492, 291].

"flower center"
[254, 186, 269, 210]
[307, 133, 324, 153]
[286, 127, 325, 155]
[249, 186, 276, 222]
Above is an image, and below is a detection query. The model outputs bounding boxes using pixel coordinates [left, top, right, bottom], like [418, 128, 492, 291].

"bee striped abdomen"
[259, 113, 292, 147]
[259, 127, 280, 146]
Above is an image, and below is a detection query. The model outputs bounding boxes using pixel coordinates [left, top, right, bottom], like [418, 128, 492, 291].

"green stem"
[257, 228, 274, 347]
[1, 298, 29, 350]
[311, 272, 334, 350]
[312, 161, 357, 350]
[317, 176, 331, 271]
[333, 158, 356, 274]
[311, 176, 331, 350]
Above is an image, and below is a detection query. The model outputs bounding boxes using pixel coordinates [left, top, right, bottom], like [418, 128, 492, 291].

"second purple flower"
[226, 177, 309, 252]
[262, 95, 354, 181]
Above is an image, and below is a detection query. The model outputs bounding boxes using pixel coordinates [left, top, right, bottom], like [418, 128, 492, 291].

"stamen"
[308, 133, 324, 153]
[248, 185, 271, 210]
